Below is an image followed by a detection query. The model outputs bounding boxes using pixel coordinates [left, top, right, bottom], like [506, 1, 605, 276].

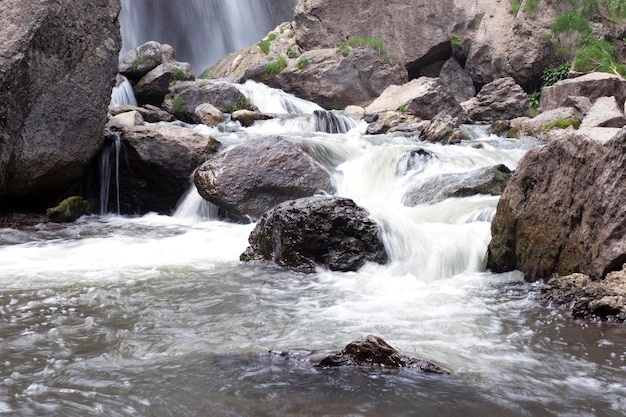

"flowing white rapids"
[1, 87, 625, 416]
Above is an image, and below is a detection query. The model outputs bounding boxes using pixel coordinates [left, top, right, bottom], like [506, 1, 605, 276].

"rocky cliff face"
[0, 0, 121, 207]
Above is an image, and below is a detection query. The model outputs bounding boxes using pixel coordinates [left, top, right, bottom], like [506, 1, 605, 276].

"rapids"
[1, 80, 625, 416]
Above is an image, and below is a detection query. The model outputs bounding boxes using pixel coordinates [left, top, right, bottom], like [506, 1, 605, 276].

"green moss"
[541, 116, 582, 132]
[338, 37, 388, 58]
[509, 1, 521, 14]
[264, 56, 288, 77]
[171, 96, 182, 113]
[47, 196, 91, 223]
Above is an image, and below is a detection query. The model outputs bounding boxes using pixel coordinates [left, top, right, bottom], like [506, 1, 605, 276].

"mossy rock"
[47, 196, 91, 223]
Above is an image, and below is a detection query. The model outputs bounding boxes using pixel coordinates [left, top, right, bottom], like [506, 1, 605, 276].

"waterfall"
[119, 0, 299, 74]
[109, 75, 137, 108]
[99, 130, 123, 215]
[173, 183, 219, 220]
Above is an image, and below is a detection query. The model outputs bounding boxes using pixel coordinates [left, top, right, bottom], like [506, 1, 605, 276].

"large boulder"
[541, 72, 626, 113]
[0, 0, 121, 207]
[194, 137, 332, 222]
[366, 77, 466, 121]
[243, 46, 408, 109]
[465, 77, 530, 122]
[110, 125, 220, 214]
[487, 128, 626, 281]
[240, 196, 388, 272]
[134, 61, 195, 106]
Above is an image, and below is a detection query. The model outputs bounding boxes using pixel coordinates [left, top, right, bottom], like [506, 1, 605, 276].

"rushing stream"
[2, 1, 626, 415]
[1, 81, 625, 416]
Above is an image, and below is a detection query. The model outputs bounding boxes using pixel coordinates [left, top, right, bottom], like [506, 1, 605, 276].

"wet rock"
[404, 164, 512, 206]
[487, 127, 626, 281]
[466, 77, 530, 122]
[113, 125, 220, 214]
[134, 61, 195, 106]
[313, 335, 450, 374]
[119, 41, 176, 81]
[243, 46, 408, 110]
[365, 111, 424, 136]
[420, 115, 465, 144]
[231, 109, 273, 127]
[46, 196, 91, 223]
[240, 196, 388, 272]
[541, 266, 626, 322]
[0, 0, 121, 204]
[194, 137, 332, 222]
[541, 72, 626, 113]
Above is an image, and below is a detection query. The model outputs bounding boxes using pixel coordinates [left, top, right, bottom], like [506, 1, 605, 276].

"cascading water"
[119, 0, 299, 73]
[98, 130, 123, 214]
[109, 75, 137, 108]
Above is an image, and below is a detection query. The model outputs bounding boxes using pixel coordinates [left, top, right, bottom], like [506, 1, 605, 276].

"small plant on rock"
[264, 56, 288, 77]
[297, 57, 309, 70]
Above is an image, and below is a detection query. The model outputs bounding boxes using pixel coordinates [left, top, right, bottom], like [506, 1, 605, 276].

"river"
[1, 1, 625, 416]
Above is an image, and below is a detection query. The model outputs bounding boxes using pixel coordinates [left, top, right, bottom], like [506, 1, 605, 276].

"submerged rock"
[240, 196, 388, 272]
[47, 196, 91, 223]
[404, 164, 512, 206]
[312, 335, 450, 374]
[194, 137, 332, 223]
[487, 127, 626, 281]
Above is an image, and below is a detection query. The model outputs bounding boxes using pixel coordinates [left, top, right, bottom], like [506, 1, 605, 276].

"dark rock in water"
[487, 128, 626, 282]
[0, 0, 121, 206]
[194, 137, 332, 223]
[112, 125, 220, 214]
[310, 335, 449, 374]
[240, 196, 388, 272]
[541, 266, 626, 322]
[46, 196, 91, 223]
[395, 148, 434, 176]
[404, 164, 512, 206]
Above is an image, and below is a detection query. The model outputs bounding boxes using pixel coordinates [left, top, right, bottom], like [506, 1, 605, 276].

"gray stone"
[468, 77, 530, 122]
[194, 137, 333, 222]
[0, 0, 121, 204]
[134, 61, 195, 106]
[541, 72, 626, 113]
[581, 96, 626, 129]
